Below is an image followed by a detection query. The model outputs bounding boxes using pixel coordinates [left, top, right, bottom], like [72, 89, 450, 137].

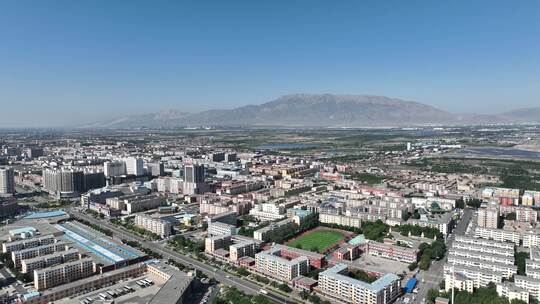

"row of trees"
[121, 239, 162, 259]
[74, 218, 113, 237]
[167, 235, 204, 253]
[320, 219, 389, 242]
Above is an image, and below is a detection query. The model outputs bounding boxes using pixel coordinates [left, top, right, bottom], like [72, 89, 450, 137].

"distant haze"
[0, 1, 539, 127]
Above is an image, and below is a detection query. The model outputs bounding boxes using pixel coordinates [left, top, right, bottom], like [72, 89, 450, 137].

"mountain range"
[82, 94, 540, 128]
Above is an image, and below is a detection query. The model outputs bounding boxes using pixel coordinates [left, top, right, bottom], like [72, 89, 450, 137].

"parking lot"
[55, 276, 159, 304]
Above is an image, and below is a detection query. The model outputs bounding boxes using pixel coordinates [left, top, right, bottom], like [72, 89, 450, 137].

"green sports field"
[286, 229, 346, 253]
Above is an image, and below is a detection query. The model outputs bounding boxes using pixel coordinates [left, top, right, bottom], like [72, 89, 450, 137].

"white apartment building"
[255, 247, 308, 282]
[319, 213, 362, 228]
[515, 276, 540, 300]
[317, 264, 401, 304]
[134, 214, 172, 237]
[253, 218, 294, 241]
[447, 253, 516, 278]
[474, 227, 520, 245]
[497, 282, 530, 303]
[2, 234, 55, 254]
[207, 221, 236, 237]
[249, 202, 286, 221]
[125, 157, 144, 176]
[444, 264, 504, 290]
[11, 242, 69, 267]
[453, 236, 514, 251]
[21, 249, 80, 274]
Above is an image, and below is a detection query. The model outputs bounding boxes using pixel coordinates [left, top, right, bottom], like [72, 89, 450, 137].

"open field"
[286, 228, 349, 253]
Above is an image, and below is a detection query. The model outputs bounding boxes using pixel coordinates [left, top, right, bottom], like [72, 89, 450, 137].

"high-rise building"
[26, 147, 44, 159]
[184, 164, 204, 183]
[146, 162, 164, 177]
[478, 207, 499, 229]
[103, 161, 127, 177]
[183, 164, 206, 195]
[42, 168, 85, 195]
[0, 167, 15, 195]
[125, 157, 144, 176]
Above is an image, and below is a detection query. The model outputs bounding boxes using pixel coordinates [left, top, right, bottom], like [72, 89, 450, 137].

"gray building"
[0, 167, 15, 195]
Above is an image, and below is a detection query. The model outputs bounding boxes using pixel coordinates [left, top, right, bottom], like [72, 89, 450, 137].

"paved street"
[414, 208, 473, 303]
[67, 209, 295, 304]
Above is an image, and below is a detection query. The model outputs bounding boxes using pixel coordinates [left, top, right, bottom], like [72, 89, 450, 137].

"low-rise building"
[366, 241, 419, 264]
[254, 246, 309, 282]
[34, 258, 95, 290]
[317, 264, 401, 304]
[134, 214, 172, 237]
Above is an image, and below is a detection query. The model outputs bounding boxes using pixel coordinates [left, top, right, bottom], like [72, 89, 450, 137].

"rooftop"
[320, 264, 399, 293]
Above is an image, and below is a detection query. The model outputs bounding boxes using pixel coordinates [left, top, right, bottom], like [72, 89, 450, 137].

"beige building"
[477, 207, 499, 229]
[134, 214, 172, 237]
[317, 264, 401, 304]
[230, 241, 256, 262]
[254, 247, 308, 282]
[34, 257, 95, 290]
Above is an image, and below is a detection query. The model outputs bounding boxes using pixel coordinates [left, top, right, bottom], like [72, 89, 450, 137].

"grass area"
[348, 172, 388, 185]
[287, 229, 346, 253]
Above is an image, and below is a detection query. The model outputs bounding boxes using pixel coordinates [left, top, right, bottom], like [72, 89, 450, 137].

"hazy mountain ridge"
[83, 94, 539, 128]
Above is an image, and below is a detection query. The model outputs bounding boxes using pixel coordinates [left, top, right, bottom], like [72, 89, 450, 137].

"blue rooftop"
[348, 234, 366, 245]
[23, 210, 67, 219]
[405, 278, 417, 293]
[9, 227, 37, 236]
[22, 291, 40, 300]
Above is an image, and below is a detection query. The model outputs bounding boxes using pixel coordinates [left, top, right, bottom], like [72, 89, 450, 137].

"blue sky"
[0, 1, 539, 127]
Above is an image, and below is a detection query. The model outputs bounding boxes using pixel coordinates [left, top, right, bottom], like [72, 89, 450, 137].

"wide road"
[414, 208, 473, 303]
[67, 209, 295, 304]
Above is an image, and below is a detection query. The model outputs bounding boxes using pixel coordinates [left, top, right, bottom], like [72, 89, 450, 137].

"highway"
[414, 208, 473, 303]
[67, 209, 295, 304]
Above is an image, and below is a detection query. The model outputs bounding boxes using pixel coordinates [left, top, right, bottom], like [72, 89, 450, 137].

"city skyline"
[1, 1, 540, 127]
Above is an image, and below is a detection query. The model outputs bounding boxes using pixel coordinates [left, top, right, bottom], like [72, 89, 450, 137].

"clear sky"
[1, 1, 539, 127]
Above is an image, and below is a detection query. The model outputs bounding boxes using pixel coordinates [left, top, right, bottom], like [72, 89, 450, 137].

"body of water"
[256, 143, 316, 150]
[457, 147, 540, 159]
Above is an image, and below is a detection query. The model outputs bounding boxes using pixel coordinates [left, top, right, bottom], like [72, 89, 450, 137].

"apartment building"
[106, 193, 166, 214]
[524, 232, 540, 248]
[408, 212, 454, 235]
[452, 241, 514, 258]
[477, 207, 499, 228]
[2, 234, 55, 254]
[249, 202, 286, 221]
[319, 213, 362, 229]
[253, 218, 295, 241]
[453, 236, 514, 251]
[34, 258, 95, 290]
[134, 214, 172, 237]
[514, 276, 540, 300]
[254, 247, 308, 282]
[11, 242, 69, 267]
[497, 282, 530, 303]
[229, 241, 256, 262]
[207, 221, 236, 237]
[444, 264, 504, 291]
[446, 253, 517, 279]
[366, 241, 419, 264]
[474, 227, 520, 245]
[205, 235, 232, 253]
[21, 249, 80, 273]
[317, 264, 401, 304]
